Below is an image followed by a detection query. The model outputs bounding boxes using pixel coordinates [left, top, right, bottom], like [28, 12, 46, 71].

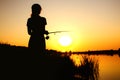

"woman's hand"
[45, 30, 49, 35]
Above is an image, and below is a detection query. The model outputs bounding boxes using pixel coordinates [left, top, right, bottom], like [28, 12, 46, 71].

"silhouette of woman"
[27, 4, 48, 55]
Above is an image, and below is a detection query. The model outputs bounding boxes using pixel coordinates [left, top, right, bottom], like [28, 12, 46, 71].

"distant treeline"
[0, 43, 120, 56]
[69, 49, 120, 57]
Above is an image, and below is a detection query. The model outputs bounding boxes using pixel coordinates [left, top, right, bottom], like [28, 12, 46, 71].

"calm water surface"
[70, 54, 120, 80]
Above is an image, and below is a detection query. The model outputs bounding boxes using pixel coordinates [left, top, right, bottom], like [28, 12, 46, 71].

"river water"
[70, 54, 120, 80]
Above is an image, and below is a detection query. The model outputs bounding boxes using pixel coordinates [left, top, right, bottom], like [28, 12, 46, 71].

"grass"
[78, 56, 99, 80]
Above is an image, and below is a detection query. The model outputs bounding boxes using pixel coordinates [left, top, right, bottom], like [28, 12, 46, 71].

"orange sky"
[0, 0, 120, 51]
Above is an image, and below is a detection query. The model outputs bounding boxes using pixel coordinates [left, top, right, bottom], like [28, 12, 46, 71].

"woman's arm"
[27, 18, 32, 35]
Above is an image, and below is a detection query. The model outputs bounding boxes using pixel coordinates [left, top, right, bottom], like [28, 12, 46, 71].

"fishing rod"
[48, 31, 69, 34]
[45, 31, 69, 40]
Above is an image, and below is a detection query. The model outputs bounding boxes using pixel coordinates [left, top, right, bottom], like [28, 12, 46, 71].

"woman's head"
[32, 4, 42, 15]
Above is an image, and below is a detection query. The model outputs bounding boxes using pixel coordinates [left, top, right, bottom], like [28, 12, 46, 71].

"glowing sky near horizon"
[0, 0, 120, 51]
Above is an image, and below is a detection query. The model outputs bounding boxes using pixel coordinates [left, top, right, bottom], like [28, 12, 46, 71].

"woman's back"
[27, 16, 47, 35]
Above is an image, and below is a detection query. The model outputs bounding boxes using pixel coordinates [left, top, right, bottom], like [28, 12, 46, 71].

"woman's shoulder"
[27, 17, 32, 21]
[40, 16, 46, 20]
[40, 16, 47, 24]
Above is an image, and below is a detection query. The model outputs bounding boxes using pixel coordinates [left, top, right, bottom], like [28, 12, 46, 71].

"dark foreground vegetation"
[1, 43, 99, 80]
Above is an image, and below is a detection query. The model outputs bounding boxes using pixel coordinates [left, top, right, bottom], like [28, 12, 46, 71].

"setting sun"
[58, 35, 72, 46]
